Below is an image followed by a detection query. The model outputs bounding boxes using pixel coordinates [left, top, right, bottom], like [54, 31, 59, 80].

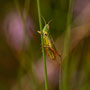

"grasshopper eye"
[45, 33, 48, 36]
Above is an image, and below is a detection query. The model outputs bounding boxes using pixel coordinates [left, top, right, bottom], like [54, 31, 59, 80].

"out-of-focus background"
[0, 0, 90, 90]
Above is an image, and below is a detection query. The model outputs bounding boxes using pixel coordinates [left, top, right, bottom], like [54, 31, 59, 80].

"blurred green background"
[0, 0, 90, 90]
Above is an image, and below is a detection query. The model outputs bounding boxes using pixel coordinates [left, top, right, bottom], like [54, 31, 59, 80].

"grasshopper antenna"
[48, 19, 53, 25]
[41, 16, 46, 25]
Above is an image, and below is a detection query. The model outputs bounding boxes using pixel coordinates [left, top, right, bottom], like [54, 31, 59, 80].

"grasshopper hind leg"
[48, 48, 56, 60]
[44, 48, 49, 56]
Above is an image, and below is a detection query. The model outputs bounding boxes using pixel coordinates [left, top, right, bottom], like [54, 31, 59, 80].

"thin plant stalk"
[60, 0, 72, 90]
[37, 0, 48, 90]
[24, 0, 30, 18]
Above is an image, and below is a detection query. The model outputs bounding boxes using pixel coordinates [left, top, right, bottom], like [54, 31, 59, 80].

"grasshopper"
[37, 17, 61, 60]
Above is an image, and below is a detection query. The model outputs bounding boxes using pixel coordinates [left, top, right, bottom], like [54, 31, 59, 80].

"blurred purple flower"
[3, 11, 35, 52]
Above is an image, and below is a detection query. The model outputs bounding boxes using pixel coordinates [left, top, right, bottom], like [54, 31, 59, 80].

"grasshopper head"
[43, 24, 49, 32]
[37, 18, 52, 36]
[43, 24, 49, 37]
[37, 24, 49, 37]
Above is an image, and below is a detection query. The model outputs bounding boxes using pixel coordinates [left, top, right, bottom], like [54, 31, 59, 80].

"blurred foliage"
[0, 0, 90, 90]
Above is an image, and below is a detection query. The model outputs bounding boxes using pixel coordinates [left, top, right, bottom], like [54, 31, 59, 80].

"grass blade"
[37, 0, 48, 90]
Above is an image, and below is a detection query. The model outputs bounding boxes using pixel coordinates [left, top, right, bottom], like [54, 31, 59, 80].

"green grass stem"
[60, 0, 72, 90]
[37, 0, 48, 90]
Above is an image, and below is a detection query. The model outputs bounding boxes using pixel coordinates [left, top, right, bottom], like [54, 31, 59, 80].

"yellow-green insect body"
[38, 21, 60, 60]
